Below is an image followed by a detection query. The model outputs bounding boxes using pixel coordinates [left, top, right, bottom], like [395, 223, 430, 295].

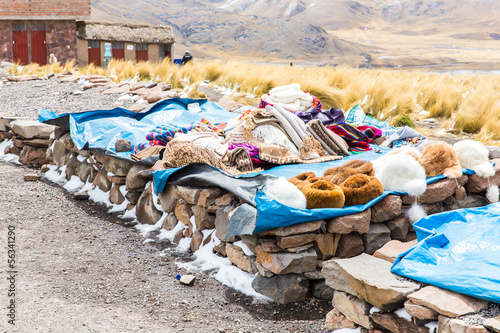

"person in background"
[181, 51, 193, 65]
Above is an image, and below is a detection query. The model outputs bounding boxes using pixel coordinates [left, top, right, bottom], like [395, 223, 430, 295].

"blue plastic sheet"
[391, 203, 500, 304]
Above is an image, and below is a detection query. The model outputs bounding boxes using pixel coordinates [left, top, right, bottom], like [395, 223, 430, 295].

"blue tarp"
[391, 203, 500, 304]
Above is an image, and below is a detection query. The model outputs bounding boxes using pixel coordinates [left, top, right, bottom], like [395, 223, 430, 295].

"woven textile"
[344, 105, 397, 137]
[328, 123, 371, 152]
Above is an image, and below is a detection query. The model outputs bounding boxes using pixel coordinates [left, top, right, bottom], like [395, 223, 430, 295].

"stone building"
[0, 0, 91, 65]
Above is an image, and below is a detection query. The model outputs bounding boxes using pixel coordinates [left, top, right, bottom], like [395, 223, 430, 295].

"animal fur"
[373, 153, 427, 197]
[406, 203, 427, 223]
[323, 159, 374, 185]
[418, 141, 462, 179]
[302, 180, 345, 209]
[289, 172, 316, 190]
[384, 146, 422, 160]
[486, 185, 499, 203]
[262, 177, 307, 209]
[340, 174, 383, 206]
[453, 140, 494, 178]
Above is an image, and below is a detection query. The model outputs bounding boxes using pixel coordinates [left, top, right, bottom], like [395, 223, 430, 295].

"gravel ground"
[0, 78, 332, 333]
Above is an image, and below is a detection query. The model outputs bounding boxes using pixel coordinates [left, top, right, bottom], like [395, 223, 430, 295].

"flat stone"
[404, 300, 439, 320]
[438, 316, 489, 333]
[190, 231, 203, 253]
[23, 174, 41, 181]
[407, 286, 488, 317]
[311, 280, 334, 300]
[213, 242, 227, 257]
[162, 213, 178, 231]
[82, 82, 107, 90]
[278, 233, 316, 249]
[115, 139, 131, 152]
[157, 183, 177, 212]
[303, 270, 323, 280]
[109, 185, 125, 205]
[136, 185, 163, 225]
[107, 175, 126, 185]
[92, 169, 112, 192]
[7, 75, 38, 82]
[215, 206, 236, 241]
[197, 188, 224, 207]
[174, 200, 193, 225]
[215, 193, 239, 207]
[240, 234, 259, 253]
[326, 209, 371, 234]
[226, 243, 258, 274]
[371, 195, 402, 223]
[371, 312, 429, 333]
[386, 215, 410, 241]
[443, 194, 489, 211]
[128, 104, 149, 113]
[146, 90, 180, 103]
[14, 137, 51, 148]
[255, 261, 274, 278]
[19, 146, 49, 165]
[175, 186, 203, 205]
[374, 239, 418, 263]
[125, 191, 142, 205]
[322, 254, 421, 311]
[0, 114, 28, 131]
[258, 220, 325, 237]
[102, 155, 134, 176]
[255, 246, 317, 275]
[334, 290, 373, 329]
[402, 175, 468, 204]
[259, 238, 282, 253]
[362, 223, 391, 255]
[467, 159, 500, 193]
[484, 315, 500, 333]
[11, 120, 55, 139]
[102, 84, 131, 95]
[335, 232, 364, 258]
[314, 233, 341, 260]
[324, 309, 358, 331]
[191, 205, 216, 230]
[251, 273, 309, 304]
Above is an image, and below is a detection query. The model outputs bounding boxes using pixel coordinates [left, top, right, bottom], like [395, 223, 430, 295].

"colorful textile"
[294, 107, 345, 126]
[344, 105, 397, 138]
[228, 143, 259, 158]
[328, 123, 371, 152]
[357, 125, 382, 140]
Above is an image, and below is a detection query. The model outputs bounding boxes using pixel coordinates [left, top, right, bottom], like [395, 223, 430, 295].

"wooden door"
[135, 44, 148, 62]
[88, 40, 101, 66]
[31, 23, 47, 65]
[112, 42, 124, 60]
[12, 24, 28, 65]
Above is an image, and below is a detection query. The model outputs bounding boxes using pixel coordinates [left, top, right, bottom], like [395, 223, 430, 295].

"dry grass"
[7, 59, 500, 145]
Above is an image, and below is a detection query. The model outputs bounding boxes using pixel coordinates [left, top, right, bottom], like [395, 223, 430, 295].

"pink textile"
[228, 143, 259, 158]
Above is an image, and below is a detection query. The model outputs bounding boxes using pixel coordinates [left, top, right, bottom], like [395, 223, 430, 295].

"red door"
[12, 24, 28, 65]
[88, 40, 101, 66]
[136, 44, 148, 62]
[165, 50, 171, 60]
[31, 23, 47, 65]
[112, 42, 124, 60]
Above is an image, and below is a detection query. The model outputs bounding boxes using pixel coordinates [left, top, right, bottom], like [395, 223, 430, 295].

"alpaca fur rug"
[373, 152, 427, 197]
[340, 174, 383, 206]
[324, 159, 374, 185]
[453, 140, 495, 178]
[418, 141, 462, 178]
[302, 180, 345, 209]
[262, 177, 307, 209]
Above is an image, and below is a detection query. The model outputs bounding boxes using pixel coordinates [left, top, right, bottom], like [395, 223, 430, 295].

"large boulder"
[255, 246, 317, 275]
[251, 273, 309, 304]
[10, 120, 56, 139]
[136, 185, 163, 225]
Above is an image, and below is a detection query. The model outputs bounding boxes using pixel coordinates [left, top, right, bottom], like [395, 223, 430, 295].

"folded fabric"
[418, 141, 462, 179]
[228, 143, 259, 158]
[384, 126, 426, 148]
[302, 180, 345, 209]
[259, 83, 321, 113]
[308, 119, 350, 156]
[174, 131, 228, 158]
[328, 123, 371, 152]
[130, 145, 165, 161]
[324, 159, 375, 185]
[357, 125, 382, 140]
[340, 174, 383, 206]
[224, 147, 254, 172]
[294, 107, 345, 126]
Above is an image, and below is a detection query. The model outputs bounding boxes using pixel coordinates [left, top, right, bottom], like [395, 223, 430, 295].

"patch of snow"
[44, 165, 67, 185]
[419, 110, 430, 116]
[118, 94, 134, 101]
[158, 221, 186, 242]
[395, 307, 412, 321]
[425, 321, 439, 332]
[0, 140, 20, 164]
[233, 240, 255, 256]
[88, 186, 112, 208]
[118, 206, 137, 220]
[63, 175, 84, 193]
[362, 94, 370, 104]
[370, 306, 381, 314]
[77, 155, 87, 163]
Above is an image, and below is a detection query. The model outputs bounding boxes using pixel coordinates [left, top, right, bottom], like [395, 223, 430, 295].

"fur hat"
[288, 172, 316, 190]
[373, 151, 427, 197]
[453, 140, 494, 178]
[262, 177, 307, 209]
[418, 141, 462, 178]
[323, 159, 374, 185]
[340, 174, 384, 206]
[302, 180, 345, 209]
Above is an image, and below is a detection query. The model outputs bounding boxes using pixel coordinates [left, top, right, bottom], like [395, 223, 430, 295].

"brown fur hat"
[340, 174, 384, 206]
[418, 141, 462, 178]
[323, 159, 375, 185]
[289, 172, 316, 190]
[302, 180, 345, 209]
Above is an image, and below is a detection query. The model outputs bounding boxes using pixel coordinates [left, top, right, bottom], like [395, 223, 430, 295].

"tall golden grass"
[7, 59, 500, 145]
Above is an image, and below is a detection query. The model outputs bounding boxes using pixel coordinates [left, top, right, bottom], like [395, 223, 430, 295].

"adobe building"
[0, 0, 91, 65]
[76, 21, 175, 66]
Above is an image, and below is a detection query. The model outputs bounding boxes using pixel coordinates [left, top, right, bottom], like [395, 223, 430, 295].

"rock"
[191, 205, 216, 230]
[102, 84, 131, 95]
[110, 185, 125, 205]
[197, 188, 223, 207]
[0, 114, 28, 131]
[178, 274, 196, 286]
[314, 233, 341, 260]
[304, 270, 323, 280]
[83, 82, 107, 90]
[327, 210, 371, 234]
[325, 309, 358, 331]
[226, 243, 258, 274]
[334, 291, 373, 329]
[215, 206, 236, 241]
[107, 175, 126, 185]
[484, 315, 500, 333]
[255, 246, 317, 275]
[362, 223, 391, 255]
[217, 99, 244, 112]
[74, 191, 90, 200]
[455, 186, 467, 201]
[386, 215, 410, 241]
[125, 191, 142, 205]
[19, 146, 49, 165]
[402, 176, 468, 204]
[404, 300, 439, 320]
[443, 194, 489, 211]
[173, 229, 184, 244]
[240, 234, 259, 253]
[13, 137, 51, 148]
[129, 82, 146, 91]
[157, 183, 177, 212]
[322, 254, 421, 311]
[175, 186, 203, 205]
[23, 174, 40, 181]
[370, 312, 428, 333]
[311, 280, 334, 300]
[259, 238, 282, 253]
[5, 146, 20, 155]
[467, 159, 500, 193]
[371, 195, 402, 223]
[213, 242, 227, 257]
[174, 200, 193, 225]
[373, 239, 418, 263]
[10, 120, 56, 139]
[102, 155, 134, 176]
[92, 169, 112, 192]
[278, 233, 316, 249]
[251, 273, 309, 304]
[190, 231, 203, 253]
[136, 186, 163, 225]
[438, 316, 489, 333]
[128, 104, 149, 113]
[407, 286, 488, 317]
[146, 90, 180, 103]
[335, 232, 364, 258]
[115, 139, 131, 152]
[51, 138, 70, 167]
[258, 220, 325, 237]
[255, 261, 274, 278]
[162, 213, 178, 231]
[215, 193, 239, 207]
[7, 75, 38, 82]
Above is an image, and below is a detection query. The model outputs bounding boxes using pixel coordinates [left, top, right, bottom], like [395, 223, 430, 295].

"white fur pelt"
[373, 150, 427, 197]
[453, 140, 494, 178]
[406, 203, 427, 223]
[486, 185, 499, 203]
[262, 177, 307, 209]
